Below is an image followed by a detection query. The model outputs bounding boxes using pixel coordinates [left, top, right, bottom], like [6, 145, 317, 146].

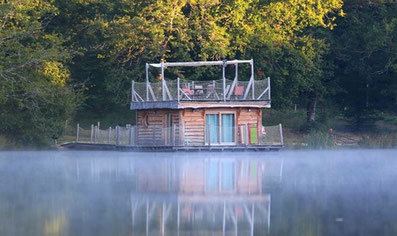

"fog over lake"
[0, 150, 396, 236]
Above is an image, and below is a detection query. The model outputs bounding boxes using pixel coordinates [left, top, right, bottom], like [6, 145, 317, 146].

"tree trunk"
[306, 93, 318, 123]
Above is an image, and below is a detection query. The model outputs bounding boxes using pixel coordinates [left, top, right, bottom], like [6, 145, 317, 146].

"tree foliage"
[0, 0, 82, 146]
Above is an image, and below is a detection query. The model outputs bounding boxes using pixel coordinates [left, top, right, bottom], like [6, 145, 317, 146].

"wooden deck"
[61, 142, 283, 152]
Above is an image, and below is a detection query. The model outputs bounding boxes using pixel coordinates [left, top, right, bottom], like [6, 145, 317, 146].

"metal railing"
[75, 123, 283, 147]
[131, 78, 270, 102]
[131, 59, 271, 103]
[131, 78, 271, 102]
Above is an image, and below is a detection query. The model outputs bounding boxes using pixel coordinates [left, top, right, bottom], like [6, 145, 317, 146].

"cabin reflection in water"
[132, 158, 282, 236]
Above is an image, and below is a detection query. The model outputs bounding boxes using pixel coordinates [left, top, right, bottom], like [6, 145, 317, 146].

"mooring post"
[76, 123, 79, 143]
[90, 124, 94, 143]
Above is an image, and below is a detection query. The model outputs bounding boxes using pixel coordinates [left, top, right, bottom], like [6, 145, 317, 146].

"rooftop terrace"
[130, 59, 271, 109]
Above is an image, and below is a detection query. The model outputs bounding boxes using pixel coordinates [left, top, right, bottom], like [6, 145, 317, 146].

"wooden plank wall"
[136, 109, 181, 146]
[180, 109, 205, 146]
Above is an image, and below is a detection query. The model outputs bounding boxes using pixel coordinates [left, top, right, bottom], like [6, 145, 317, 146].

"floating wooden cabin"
[130, 59, 283, 151]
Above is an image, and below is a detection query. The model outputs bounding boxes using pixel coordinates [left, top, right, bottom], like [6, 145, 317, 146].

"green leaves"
[0, 0, 82, 146]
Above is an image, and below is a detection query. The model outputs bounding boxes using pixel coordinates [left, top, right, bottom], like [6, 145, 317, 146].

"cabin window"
[205, 113, 235, 144]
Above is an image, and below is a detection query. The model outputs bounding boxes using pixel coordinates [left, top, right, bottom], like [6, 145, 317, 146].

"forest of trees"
[0, 0, 396, 146]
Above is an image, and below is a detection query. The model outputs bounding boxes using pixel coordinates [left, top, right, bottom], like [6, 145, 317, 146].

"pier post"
[76, 123, 79, 143]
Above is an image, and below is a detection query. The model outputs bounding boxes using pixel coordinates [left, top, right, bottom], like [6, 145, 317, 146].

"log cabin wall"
[180, 109, 206, 146]
[136, 109, 181, 146]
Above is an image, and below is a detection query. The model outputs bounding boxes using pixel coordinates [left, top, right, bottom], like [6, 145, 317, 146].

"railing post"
[131, 80, 134, 102]
[135, 125, 138, 146]
[245, 124, 249, 145]
[177, 77, 180, 102]
[152, 125, 155, 145]
[75, 123, 79, 143]
[222, 60, 227, 102]
[279, 124, 284, 146]
[128, 124, 132, 145]
[116, 125, 120, 146]
[94, 125, 98, 144]
[90, 124, 94, 143]
[268, 77, 271, 101]
[161, 62, 165, 101]
[251, 59, 255, 99]
[108, 127, 112, 144]
[146, 63, 149, 101]
[183, 122, 186, 146]
[173, 124, 176, 146]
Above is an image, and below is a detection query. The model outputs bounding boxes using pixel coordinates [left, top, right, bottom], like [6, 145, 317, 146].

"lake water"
[0, 150, 397, 236]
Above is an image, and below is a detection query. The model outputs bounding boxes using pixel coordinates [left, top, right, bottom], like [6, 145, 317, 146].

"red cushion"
[235, 86, 244, 96]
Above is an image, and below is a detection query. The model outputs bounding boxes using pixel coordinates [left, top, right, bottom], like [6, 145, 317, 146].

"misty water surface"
[0, 150, 397, 236]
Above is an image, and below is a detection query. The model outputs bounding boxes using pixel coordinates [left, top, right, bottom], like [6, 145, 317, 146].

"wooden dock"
[61, 142, 283, 152]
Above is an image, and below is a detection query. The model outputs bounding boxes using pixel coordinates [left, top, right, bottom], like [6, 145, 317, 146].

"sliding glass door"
[206, 114, 219, 143]
[206, 113, 235, 144]
[221, 114, 235, 143]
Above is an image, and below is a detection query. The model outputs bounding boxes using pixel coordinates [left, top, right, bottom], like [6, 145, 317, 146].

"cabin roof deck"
[131, 59, 271, 110]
